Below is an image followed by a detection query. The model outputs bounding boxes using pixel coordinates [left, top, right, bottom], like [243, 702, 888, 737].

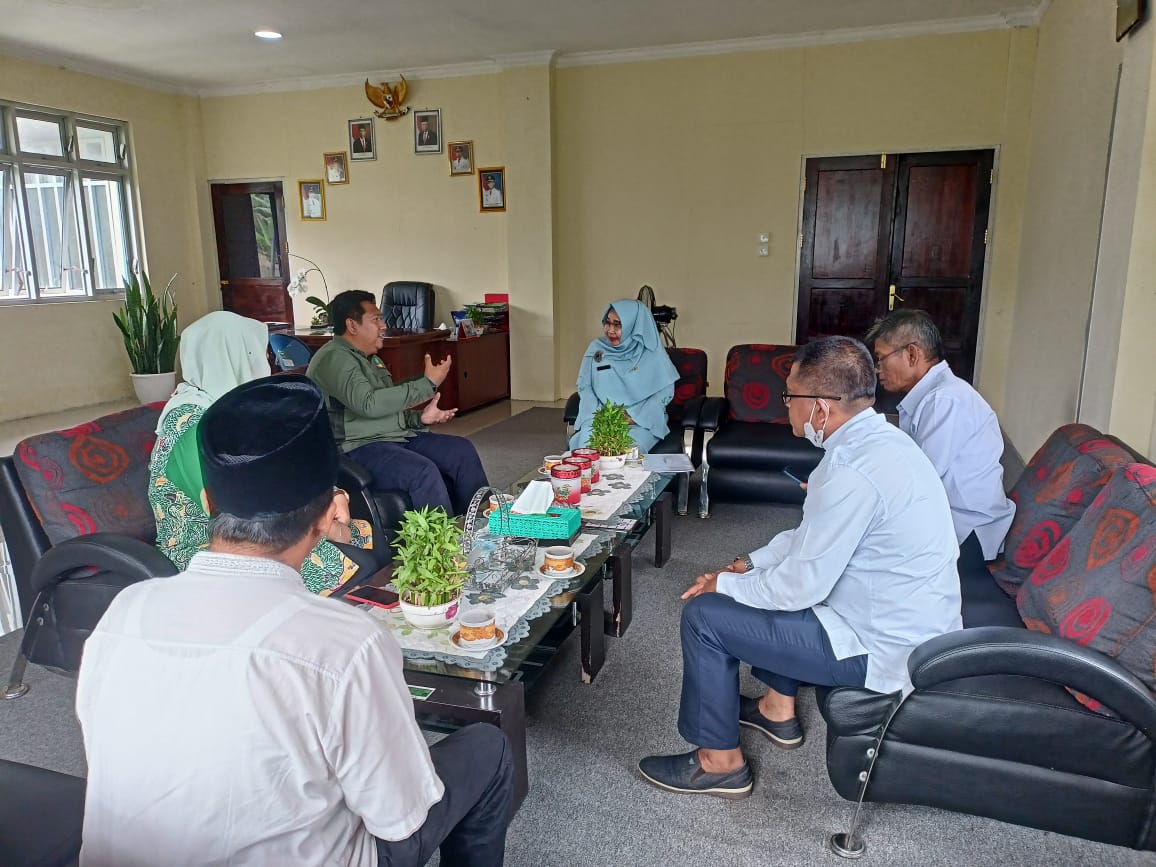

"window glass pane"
[24, 171, 84, 295]
[83, 176, 129, 290]
[219, 192, 280, 279]
[16, 115, 64, 157]
[76, 126, 118, 163]
[1, 167, 30, 299]
[251, 193, 279, 278]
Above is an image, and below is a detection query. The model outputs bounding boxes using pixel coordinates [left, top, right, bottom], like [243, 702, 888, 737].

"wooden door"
[796, 150, 993, 383]
[210, 181, 292, 324]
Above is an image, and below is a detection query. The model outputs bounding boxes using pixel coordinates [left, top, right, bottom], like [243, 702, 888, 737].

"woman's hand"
[327, 488, 353, 544]
[332, 488, 351, 525]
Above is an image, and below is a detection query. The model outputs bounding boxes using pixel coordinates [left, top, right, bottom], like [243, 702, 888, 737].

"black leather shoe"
[637, 750, 753, 799]
[739, 696, 804, 749]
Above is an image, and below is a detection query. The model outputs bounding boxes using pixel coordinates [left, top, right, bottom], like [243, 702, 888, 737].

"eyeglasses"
[781, 392, 842, 406]
[602, 318, 623, 331]
[874, 344, 911, 368]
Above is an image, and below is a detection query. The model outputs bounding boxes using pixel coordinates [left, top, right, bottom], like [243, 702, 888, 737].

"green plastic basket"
[488, 506, 581, 540]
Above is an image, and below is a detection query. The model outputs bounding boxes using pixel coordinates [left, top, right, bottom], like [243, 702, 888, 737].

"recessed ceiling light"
[254, 30, 282, 40]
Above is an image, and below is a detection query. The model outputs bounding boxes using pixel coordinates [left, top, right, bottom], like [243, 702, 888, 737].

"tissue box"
[488, 506, 581, 542]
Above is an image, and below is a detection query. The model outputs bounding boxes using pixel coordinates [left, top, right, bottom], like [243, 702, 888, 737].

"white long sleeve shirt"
[716, 409, 962, 694]
[76, 552, 443, 867]
[898, 360, 1016, 560]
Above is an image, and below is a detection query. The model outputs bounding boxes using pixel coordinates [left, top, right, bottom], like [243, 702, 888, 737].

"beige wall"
[0, 54, 210, 422]
[199, 75, 509, 339]
[553, 29, 1036, 407]
[1002, 0, 1123, 454]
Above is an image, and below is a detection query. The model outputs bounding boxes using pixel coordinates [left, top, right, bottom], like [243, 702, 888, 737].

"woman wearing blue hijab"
[570, 300, 680, 453]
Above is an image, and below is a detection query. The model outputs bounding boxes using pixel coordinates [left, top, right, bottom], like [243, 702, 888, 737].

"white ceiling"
[0, 0, 1047, 94]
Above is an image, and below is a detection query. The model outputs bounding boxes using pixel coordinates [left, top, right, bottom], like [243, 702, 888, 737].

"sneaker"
[739, 696, 804, 749]
[637, 750, 753, 799]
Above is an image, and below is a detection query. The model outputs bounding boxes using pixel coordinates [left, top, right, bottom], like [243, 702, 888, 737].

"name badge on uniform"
[372, 356, 385, 368]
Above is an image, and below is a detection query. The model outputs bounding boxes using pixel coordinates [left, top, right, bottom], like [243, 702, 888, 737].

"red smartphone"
[345, 586, 400, 610]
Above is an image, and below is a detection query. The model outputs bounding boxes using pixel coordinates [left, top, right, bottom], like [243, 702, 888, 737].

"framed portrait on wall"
[324, 151, 348, 184]
[349, 119, 376, 161]
[413, 109, 442, 154]
[448, 140, 473, 175]
[478, 166, 506, 213]
[298, 180, 326, 221]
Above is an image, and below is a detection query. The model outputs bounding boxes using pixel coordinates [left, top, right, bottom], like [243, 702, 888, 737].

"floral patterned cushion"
[723, 344, 795, 424]
[14, 404, 162, 545]
[1017, 463, 1156, 713]
[991, 424, 1133, 595]
[666, 347, 707, 425]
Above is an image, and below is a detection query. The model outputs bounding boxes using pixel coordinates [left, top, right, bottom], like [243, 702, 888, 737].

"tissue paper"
[511, 480, 555, 515]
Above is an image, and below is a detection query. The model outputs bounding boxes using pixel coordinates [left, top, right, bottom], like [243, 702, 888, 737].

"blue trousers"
[678, 594, 868, 750]
[350, 432, 489, 516]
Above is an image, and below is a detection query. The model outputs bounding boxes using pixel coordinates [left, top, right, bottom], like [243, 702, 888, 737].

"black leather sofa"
[697, 344, 822, 517]
[817, 425, 1156, 851]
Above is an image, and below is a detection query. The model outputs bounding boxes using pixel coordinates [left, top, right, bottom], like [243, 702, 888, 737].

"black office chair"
[381, 282, 434, 332]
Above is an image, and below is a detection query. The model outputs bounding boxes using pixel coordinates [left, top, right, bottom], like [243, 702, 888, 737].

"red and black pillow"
[723, 344, 795, 424]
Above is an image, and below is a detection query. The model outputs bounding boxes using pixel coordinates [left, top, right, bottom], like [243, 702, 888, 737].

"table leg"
[577, 575, 606, 683]
[605, 542, 633, 638]
[407, 674, 529, 812]
[654, 490, 673, 567]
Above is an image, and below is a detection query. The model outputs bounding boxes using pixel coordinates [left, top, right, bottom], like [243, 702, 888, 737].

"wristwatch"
[734, 554, 754, 572]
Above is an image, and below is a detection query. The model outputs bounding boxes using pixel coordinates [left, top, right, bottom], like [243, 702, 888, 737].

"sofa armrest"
[30, 532, 177, 595]
[910, 626, 1156, 739]
[338, 456, 374, 492]
[678, 396, 705, 430]
[698, 397, 728, 432]
[563, 392, 580, 426]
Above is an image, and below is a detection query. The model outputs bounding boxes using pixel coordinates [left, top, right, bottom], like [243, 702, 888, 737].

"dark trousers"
[678, 594, 867, 750]
[958, 531, 989, 575]
[351, 432, 489, 516]
[377, 724, 513, 867]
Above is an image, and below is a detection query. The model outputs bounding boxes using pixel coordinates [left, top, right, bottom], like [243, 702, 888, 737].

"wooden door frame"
[208, 179, 290, 308]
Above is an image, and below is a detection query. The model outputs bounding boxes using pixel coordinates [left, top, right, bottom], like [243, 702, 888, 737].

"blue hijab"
[579, 300, 678, 406]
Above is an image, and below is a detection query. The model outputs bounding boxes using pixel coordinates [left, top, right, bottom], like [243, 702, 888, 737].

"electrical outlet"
[758, 233, 770, 244]
[758, 246, 769, 257]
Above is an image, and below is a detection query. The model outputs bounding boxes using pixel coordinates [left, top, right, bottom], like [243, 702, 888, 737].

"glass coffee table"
[379, 465, 684, 811]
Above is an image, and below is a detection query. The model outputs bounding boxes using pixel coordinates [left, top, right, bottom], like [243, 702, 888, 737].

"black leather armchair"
[338, 456, 411, 553]
[697, 344, 822, 517]
[381, 281, 434, 332]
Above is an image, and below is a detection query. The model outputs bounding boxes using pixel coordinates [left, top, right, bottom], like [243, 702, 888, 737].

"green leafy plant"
[112, 272, 179, 374]
[588, 402, 634, 456]
[467, 307, 485, 327]
[305, 295, 330, 326]
[391, 506, 468, 606]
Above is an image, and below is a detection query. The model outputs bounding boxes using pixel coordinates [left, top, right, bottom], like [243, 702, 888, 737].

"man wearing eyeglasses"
[867, 309, 1014, 570]
[638, 336, 960, 799]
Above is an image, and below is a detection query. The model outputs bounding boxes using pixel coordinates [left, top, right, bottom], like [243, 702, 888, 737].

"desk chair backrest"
[723, 344, 797, 424]
[381, 281, 434, 332]
[269, 333, 314, 371]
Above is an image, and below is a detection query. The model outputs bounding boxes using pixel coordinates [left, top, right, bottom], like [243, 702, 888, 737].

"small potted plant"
[391, 506, 468, 629]
[588, 402, 635, 471]
[112, 272, 179, 404]
[305, 295, 330, 328]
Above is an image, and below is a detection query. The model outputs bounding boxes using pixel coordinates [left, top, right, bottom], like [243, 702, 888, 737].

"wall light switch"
[758, 245, 769, 257]
[758, 233, 770, 244]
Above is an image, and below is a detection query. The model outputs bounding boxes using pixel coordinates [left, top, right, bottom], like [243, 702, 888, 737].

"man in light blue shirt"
[869, 309, 1015, 564]
[638, 336, 961, 800]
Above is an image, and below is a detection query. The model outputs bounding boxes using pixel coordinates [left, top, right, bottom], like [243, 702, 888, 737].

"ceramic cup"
[543, 546, 576, 574]
[486, 492, 513, 515]
[542, 454, 566, 472]
[458, 607, 497, 644]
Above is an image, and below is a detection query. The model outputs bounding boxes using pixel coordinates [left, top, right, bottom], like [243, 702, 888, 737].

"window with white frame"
[0, 101, 138, 301]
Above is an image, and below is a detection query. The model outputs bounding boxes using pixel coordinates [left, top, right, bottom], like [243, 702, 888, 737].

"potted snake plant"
[391, 506, 468, 628]
[588, 402, 635, 471]
[111, 272, 179, 404]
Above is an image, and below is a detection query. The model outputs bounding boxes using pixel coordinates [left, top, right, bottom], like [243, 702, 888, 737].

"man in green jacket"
[307, 290, 488, 515]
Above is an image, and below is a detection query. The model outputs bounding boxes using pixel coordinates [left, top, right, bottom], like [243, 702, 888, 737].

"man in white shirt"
[451, 145, 471, 173]
[638, 336, 960, 799]
[482, 174, 503, 208]
[76, 374, 512, 866]
[868, 309, 1015, 567]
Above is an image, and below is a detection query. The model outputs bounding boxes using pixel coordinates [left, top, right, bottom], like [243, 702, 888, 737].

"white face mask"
[804, 400, 829, 448]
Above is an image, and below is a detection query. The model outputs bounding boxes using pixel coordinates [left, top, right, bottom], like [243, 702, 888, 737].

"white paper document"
[642, 453, 694, 473]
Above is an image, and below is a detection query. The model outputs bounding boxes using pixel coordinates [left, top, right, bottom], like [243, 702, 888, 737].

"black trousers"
[376, 724, 513, 867]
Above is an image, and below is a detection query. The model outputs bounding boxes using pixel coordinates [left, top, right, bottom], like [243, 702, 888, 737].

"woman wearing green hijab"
[570, 300, 679, 453]
[148, 311, 374, 594]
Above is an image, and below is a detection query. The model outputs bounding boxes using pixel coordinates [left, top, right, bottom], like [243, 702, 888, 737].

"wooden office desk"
[279, 328, 510, 413]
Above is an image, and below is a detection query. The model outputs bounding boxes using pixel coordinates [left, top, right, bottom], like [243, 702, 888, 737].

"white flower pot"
[131, 372, 177, 405]
[598, 454, 628, 471]
[399, 595, 461, 629]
